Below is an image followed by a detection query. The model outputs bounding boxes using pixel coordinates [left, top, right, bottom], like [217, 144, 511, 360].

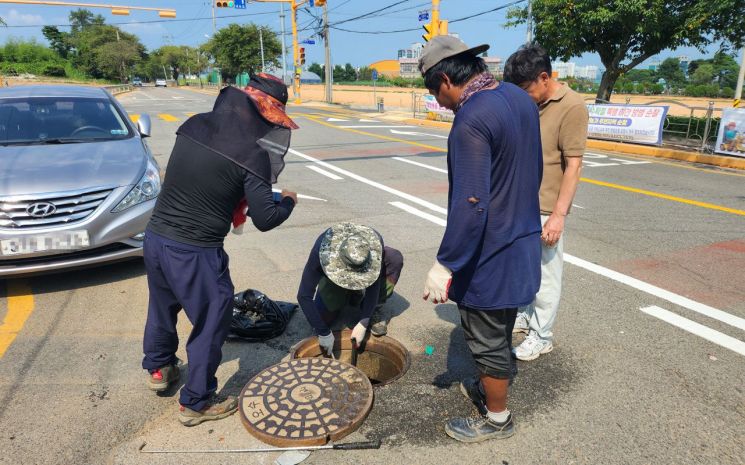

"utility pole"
[735, 46, 745, 107]
[290, 0, 301, 103]
[431, 0, 440, 36]
[526, 0, 533, 43]
[259, 28, 266, 73]
[212, 2, 216, 35]
[323, 2, 332, 103]
[280, 2, 288, 85]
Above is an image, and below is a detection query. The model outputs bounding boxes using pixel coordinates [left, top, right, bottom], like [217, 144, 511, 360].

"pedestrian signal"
[299, 47, 306, 65]
[422, 22, 434, 42]
[215, 1, 234, 7]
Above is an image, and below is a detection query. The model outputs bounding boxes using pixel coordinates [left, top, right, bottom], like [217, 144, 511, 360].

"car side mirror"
[137, 114, 152, 138]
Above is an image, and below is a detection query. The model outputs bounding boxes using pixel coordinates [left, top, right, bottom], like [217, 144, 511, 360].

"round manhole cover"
[239, 358, 374, 447]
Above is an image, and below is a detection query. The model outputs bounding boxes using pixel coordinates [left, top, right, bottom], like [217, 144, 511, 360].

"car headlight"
[112, 159, 161, 213]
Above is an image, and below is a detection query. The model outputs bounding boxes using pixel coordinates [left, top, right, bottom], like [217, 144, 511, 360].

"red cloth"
[232, 198, 248, 229]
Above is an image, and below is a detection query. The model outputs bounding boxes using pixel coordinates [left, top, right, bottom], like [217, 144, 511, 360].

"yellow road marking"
[0, 280, 34, 358]
[129, 114, 140, 123]
[580, 178, 745, 216]
[303, 115, 745, 217]
[304, 115, 446, 152]
[157, 113, 179, 122]
[185, 112, 196, 117]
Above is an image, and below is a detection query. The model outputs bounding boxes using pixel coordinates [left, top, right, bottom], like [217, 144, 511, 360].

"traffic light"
[312, 0, 327, 6]
[422, 22, 434, 42]
[299, 47, 306, 65]
[215, 1, 234, 7]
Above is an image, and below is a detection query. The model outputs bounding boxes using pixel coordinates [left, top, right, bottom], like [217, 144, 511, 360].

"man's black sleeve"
[243, 172, 294, 232]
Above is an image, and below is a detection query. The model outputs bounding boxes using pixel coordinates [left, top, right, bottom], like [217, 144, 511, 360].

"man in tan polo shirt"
[503, 44, 588, 361]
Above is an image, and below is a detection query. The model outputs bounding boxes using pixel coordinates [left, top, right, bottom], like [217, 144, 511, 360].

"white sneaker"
[512, 313, 529, 334]
[514, 331, 553, 361]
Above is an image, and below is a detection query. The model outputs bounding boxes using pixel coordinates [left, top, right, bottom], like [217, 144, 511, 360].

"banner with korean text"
[714, 107, 745, 158]
[423, 94, 454, 121]
[586, 104, 669, 145]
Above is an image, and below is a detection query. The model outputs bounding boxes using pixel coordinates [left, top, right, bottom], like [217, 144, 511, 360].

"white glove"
[318, 332, 335, 357]
[351, 318, 369, 347]
[423, 260, 452, 304]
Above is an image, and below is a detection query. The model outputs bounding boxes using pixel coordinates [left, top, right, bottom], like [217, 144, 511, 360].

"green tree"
[42, 26, 72, 58]
[357, 66, 373, 81]
[308, 62, 324, 81]
[343, 63, 356, 81]
[68, 8, 105, 34]
[205, 24, 280, 78]
[691, 64, 714, 85]
[658, 58, 686, 87]
[146, 45, 201, 82]
[95, 41, 142, 82]
[332, 64, 346, 82]
[507, 0, 745, 101]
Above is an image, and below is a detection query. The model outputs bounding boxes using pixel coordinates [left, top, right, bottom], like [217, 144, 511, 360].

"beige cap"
[418, 35, 489, 75]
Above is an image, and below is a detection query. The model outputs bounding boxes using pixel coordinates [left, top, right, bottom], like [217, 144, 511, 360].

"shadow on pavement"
[23, 258, 146, 295]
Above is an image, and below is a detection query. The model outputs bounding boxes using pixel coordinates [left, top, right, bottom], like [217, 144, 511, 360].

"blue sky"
[0, 0, 724, 69]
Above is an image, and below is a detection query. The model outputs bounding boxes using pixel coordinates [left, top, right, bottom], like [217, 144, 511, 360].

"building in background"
[398, 43, 425, 60]
[398, 56, 501, 79]
[677, 55, 690, 76]
[551, 61, 598, 80]
[370, 59, 401, 78]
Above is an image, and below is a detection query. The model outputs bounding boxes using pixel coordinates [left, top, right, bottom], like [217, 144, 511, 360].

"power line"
[328, 0, 526, 34]
[329, 0, 412, 27]
[0, 11, 277, 28]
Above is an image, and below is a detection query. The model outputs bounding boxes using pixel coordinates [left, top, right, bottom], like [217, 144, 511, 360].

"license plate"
[1, 231, 90, 256]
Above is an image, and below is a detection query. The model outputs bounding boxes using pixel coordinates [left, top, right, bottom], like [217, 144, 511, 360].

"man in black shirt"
[142, 75, 298, 426]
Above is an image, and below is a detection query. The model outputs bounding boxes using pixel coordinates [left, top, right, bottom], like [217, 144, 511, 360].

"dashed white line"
[390, 201, 447, 226]
[307, 165, 344, 180]
[289, 148, 447, 215]
[392, 157, 448, 174]
[641, 306, 745, 356]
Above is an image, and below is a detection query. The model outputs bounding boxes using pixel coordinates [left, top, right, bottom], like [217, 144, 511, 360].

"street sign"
[418, 10, 429, 21]
[301, 39, 316, 45]
[234, 0, 246, 8]
[372, 70, 378, 81]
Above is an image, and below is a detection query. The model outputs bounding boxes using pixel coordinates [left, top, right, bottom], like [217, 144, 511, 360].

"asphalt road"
[1, 86, 744, 465]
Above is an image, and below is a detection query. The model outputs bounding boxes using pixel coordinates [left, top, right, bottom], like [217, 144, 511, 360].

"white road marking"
[641, 306, 745, 357]
[271, 188, 327, 202]
[289, 149, 447, 215]
[290, 147, 745, 336]
[390, 129, 449, 139]
[359, 118, 377, 122]
[307, 165, 343, 180]
[327, 118, 348, 122]
[339, 125, 416, 129]
[572, 204, 585, 209]
[390, 201, 447, 226]
[583, 160, 620, 167]
[610, 158, 651, 165]
[171, 96, 185, 100]
[392, 156, 448, 174]
[565, 255, 745, 332]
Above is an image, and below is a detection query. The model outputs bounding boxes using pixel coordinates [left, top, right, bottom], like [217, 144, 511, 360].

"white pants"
[519, 214, 564, 341]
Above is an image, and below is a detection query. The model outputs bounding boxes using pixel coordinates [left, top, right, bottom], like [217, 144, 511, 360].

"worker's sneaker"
[445, 413, 515, 443]
[459, 375, 487, 416]
[513, 331, 553, 361]
[512, 312, 529, 334]
[146, 364, 180, 392]
[179, 394, 238, 427]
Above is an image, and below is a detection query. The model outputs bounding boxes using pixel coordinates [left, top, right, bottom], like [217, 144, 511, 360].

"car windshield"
[0, 96, 132, 145]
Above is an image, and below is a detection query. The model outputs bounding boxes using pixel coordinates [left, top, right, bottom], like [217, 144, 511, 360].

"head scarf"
[176, 77, 297, 185]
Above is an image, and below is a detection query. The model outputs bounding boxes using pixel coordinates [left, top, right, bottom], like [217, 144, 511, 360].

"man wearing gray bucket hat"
[297, 223, 404, 354]
[419, 36, 543, 443]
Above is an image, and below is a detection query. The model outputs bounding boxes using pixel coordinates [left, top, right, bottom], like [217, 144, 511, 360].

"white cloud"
[5, 8, 45, 26]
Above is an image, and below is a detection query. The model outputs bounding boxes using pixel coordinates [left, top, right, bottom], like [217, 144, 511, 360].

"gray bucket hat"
[418, 35, 490, 75]
[319, 223, 383, 291]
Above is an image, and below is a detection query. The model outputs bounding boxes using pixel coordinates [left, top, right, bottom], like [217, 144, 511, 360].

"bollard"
[377, 97, 384, 113]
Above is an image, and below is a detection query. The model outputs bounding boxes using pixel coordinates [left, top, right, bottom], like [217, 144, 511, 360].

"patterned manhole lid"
[239, 358, 374, 446]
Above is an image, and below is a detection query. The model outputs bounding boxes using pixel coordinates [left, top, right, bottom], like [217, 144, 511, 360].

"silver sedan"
[0, 85, 160, 277]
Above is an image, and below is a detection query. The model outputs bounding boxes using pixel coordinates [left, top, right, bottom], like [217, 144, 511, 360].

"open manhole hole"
[289, 329, 411, 386]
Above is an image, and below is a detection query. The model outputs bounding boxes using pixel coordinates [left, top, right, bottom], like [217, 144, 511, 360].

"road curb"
[399, 116, 745, 171]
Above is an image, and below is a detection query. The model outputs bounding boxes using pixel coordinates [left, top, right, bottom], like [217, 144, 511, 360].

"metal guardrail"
[104, 84, 133, 95]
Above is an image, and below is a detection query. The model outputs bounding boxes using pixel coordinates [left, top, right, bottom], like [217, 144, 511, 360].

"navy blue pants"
[142, 231, 234, 411]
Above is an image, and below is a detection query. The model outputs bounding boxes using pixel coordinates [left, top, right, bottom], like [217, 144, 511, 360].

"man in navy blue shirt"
[419, 36, 543, 442]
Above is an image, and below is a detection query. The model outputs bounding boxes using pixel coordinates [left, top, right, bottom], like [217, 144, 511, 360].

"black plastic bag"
[229, 289, 296, 342]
